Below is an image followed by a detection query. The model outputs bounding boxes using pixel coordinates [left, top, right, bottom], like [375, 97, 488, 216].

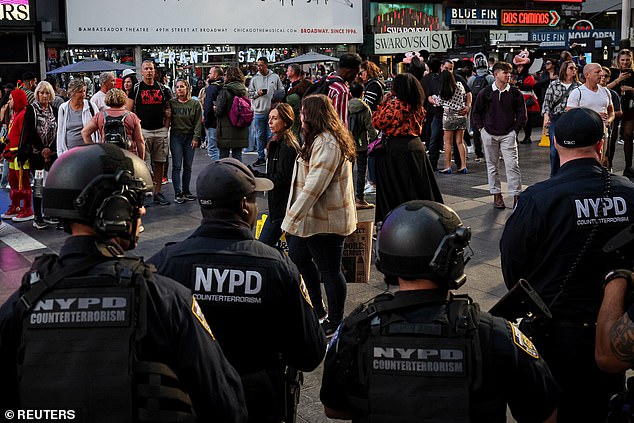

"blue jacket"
[203, 77, 223, 129]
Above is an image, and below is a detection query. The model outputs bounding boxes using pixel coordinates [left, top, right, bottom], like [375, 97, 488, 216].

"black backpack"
[347, 110, 364, 148]
[471, 75, 489, 97]
[103, 111, 131, 149]
[304, 75, 344, 97]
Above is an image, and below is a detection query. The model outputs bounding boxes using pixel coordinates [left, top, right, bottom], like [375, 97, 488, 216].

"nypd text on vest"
[30, 296, 128, 326]
[193, 264, 264, 304]
[575, 196, 629, 226]
[372, 346, 465, 375]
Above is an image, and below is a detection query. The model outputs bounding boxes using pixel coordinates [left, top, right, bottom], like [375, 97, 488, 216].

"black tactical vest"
[16, 254, 196, 423]
[343, 293, 482, 423]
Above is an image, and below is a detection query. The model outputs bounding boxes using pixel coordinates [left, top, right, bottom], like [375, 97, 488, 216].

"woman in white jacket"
[57, 79, 99, 156]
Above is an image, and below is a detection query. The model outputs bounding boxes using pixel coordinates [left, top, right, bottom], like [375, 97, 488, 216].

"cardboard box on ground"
[341, 220, 373, 283]
[255, 214, 374, 284]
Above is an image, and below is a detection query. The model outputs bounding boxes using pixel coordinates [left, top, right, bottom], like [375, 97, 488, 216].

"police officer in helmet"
[0, 144, 247, 423]
[320, 200, 558, 422]
[148, 158, 326, 423]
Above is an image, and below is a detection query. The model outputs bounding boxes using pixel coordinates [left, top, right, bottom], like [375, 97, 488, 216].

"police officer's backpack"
[15, 253, 196, 423]
[103, 111, 131, 149]
[337, 292, 483, 423]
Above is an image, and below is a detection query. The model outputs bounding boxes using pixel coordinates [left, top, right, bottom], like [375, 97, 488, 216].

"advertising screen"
[66, 0, 363, 45]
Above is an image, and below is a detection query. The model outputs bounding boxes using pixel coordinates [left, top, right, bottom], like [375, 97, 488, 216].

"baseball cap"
[196, 158, 273, 207]
[555, 108, 604, 148]
[122, 69, 136, 77]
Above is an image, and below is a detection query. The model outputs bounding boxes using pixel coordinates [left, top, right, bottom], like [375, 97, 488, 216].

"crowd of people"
[5, 45, 634, 422]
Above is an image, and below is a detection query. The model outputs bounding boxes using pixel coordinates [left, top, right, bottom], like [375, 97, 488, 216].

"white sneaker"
[618, 139, 625, 145]
[364, 184, 376, 195]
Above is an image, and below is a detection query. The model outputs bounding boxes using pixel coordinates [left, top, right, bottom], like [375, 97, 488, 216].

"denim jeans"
[219, 148, 243, 162]
[428, 114, 443, 170]
[170, 133, 195, 195]
[287, 233, 347, 323]
[258, 217, 283, 247]
[247, 123, 257, 152]
[206, 127, 219, 161]
[254, 113, 271, 161]
[367, 155, 376, 184]
[355, 150, 368, 200]
[548, 115, 561, 177]
[471, 126, 485, 159]
[0, 158, 8, 187]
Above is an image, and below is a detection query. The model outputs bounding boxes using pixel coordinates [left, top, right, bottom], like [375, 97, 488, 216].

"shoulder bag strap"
[550, 83, 577, 112]
[16, 253, 108, 315]
[547, 168, 611, 310]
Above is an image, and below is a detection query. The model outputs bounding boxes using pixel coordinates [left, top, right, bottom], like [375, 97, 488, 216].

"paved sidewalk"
[0, 131, 628, 422]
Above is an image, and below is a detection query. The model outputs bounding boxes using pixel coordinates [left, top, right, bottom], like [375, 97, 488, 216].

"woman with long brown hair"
[438, 69, 468, 174]
[252, 103, 300, 247]
[372, 72, 443, 224]
[542, 60, 580, 176]
[282, 94, 357, 335]
[607, 49, 634, 175]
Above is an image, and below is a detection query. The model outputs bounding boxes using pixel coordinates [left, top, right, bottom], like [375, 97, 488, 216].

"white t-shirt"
[90, 90, 108, 112]
[566, 84, 612, 113]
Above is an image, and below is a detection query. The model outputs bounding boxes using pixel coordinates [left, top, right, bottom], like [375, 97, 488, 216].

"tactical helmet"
[43, 144, 152, 248]
[376, 201, 471, 289]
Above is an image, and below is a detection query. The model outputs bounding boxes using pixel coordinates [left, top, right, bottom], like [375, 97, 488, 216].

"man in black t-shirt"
[126, 60, 172, 205]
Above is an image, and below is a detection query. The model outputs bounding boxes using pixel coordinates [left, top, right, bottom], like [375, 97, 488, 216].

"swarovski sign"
[374, 31, 453, 54]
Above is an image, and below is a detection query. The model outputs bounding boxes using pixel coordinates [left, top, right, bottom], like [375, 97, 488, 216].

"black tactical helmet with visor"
[43, 144, 152, 249]
[376, 200, 472, 289]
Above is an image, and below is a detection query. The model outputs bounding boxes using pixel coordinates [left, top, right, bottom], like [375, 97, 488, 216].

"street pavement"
[0, 131, 628, 422]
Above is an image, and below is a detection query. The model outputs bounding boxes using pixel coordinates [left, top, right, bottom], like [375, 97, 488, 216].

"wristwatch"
[604, 269, 633, 289]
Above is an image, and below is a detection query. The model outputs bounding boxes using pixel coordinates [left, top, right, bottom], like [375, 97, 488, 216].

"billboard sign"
[501, 10, 560, 27]
[374, 31, 453, 54]
[1, 0, 32, 24]
[568, 29, 617, 46]
[529, 29, 618, 48]
[446, 8, 499, 26]
[529, 30, 568, 48]
[66, 0, 363, 45]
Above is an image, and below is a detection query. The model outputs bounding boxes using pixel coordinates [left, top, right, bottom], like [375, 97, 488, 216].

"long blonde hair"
[175, 78, 192, 100]
[300, 94, 356, 161]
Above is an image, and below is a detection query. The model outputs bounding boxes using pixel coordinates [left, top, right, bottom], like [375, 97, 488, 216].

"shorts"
[443, 112, 467, 131]
[142, 127, 169, 163]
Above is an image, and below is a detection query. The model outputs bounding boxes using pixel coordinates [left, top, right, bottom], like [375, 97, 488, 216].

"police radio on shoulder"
[603, 269, 633, 289]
